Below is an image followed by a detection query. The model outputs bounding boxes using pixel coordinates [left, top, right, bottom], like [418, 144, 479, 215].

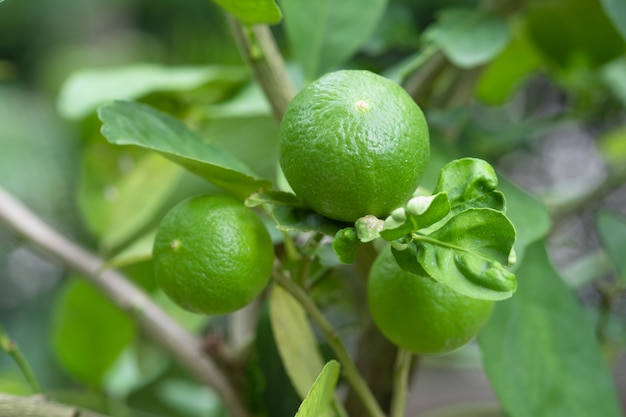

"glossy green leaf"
[52, 279, 134, 387]
[596, 210, 626, 282]
[294, 360, 340, 417]
[416, 208, 517, 300]
[269, 285, 326, 399]
[600, 0, 626, 42]
[433, 158, 505, 214]
[332, 227, 361, 264]
[271, 205, 348, 236]
[98, 101, 272, 200]
[479, 242, 623, 417]
[213, 0, 281, 25]
[280, 0, 387, 80]
[78, 145, 183, 252]
[59, 64, 247, 120]
[424, 8, 510, 68]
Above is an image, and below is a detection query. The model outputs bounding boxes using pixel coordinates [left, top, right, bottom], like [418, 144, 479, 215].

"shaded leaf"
[52, 279, 134, 387]
[424, 8, 510, 68]
[416, 208, 517, 300]
[246, 190, 305, 208]
[269, 285, 326, 399]
[332, 227, 361, 264]
[280, 0, 387, 80]
[213, 0, 282, 25]
[271, 205, 348, 235]
[596, 209, 626, 282]
[59, 64, 247, 120]
[294, 360, 340, 417]
[98, 101, 271, 200]
[479, 242, 623, 417]
[600, 0, 626, 42]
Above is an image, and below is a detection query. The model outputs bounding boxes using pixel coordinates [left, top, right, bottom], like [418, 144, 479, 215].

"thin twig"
[228, 17, 297, 122]
[0, 323, 41, 393]
[272, 261, 387, 417]
[389, 349, 413, 417]
[0, 187, 249, 417]
[0, 393, 109, 417]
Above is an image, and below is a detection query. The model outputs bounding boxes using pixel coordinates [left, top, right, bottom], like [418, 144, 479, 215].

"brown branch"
[0, 187, 249, 417]
[0, 393, 107, 417]
[228, 17, 297, 122]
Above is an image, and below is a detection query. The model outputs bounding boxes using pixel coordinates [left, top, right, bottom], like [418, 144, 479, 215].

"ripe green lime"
[153, 195, 274, 315]
[368, 247, 494, 355]
[279, 70, 429, 222]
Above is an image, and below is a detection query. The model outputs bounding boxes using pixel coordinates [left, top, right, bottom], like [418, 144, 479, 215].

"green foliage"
[596, 210, 626, 283]
[213, 0, 282, 25]
[479, 243, 623, 417]
[294, 360, 340, 417]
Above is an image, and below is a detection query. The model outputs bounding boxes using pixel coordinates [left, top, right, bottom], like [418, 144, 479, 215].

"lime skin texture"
[279, 69, 430, 223]
[153, 194, 274, 316]
[368, 247, 494, 355]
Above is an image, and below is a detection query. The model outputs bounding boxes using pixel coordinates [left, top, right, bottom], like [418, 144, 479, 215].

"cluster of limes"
[152, 69, 492, 354]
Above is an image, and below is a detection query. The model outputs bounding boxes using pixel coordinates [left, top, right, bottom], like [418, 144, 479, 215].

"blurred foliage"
[1, 0, 625, 416]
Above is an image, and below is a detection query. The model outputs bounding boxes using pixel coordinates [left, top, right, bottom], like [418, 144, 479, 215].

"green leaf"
[391, 244, 429, 277]
[271, 205, 348, 235]
[59, 64, 247, 120]
[246, 190, 305, 208]
[332, 227, 361, 264]
[433, 158, 505, 214]
[269, 285, 326, 399]
[294, 360, 340, 417]
[98, 100, 272, 200]
[596, 210, 626, 283]
[479, 242, 623, 417]
[213, 0, 282, 25]
[601, 0, 626, 42]
[602, 59, 626, 108]
[52, 279, 135, 387]
[104, 230, 156, 269]
[424, 8, 510, 68]
[78, 146, 183, 252]
[416, 208, 517, 300]
[280, 0, 387, 80]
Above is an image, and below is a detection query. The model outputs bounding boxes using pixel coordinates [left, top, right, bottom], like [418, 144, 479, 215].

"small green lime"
[368, 247, 494, 355]
[279, 70, 430, 222]
[153, 195, 274, 315]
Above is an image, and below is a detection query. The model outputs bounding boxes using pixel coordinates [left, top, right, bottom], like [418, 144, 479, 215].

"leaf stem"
[272, 262, 386, 417]
[0, 323, 41, 393]
[389, 349, 413, 417]
[228, 17, 297, 122]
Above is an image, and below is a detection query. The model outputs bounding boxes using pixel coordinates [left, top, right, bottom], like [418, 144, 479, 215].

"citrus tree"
[0, 0, 625, 417]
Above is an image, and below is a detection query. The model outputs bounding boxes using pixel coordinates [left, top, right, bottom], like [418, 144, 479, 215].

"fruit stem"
[272, 262, 387, 417]
[390, 349, 413, 417]
[0, 322, 41, 393]
[228, 16, 297, 122]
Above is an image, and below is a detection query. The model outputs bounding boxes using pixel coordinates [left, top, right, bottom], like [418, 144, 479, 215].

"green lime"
[368, 247, 494, 355]
[279, 70, 429, 222]
[153, 195, 274, 315]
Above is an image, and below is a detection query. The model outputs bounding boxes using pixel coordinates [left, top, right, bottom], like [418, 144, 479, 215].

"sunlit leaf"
[269, 285, 326, 399]
[98, 101, 272, 200]
[424, 8, 510, 68]
[479, 242, 623, 417]
[59, 64, 247, 120]
[294, 360, 340, 417]
[280, 0, 387, 80]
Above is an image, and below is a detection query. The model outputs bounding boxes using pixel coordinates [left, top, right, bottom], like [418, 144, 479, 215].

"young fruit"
[279, 70, 430, 223]
[152, 195, 274, 315]
[368, 247, 494, 355]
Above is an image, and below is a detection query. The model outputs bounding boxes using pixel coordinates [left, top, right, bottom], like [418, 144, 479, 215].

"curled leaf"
[332, 227, 361, 264]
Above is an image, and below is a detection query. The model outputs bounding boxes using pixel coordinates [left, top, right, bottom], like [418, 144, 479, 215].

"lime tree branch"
[272, 261, 386, 417]
[0, 323, 41, 393]
[228, 17, 296, 122]
[0, 393, 109, 417]
[389, 349, 413, 417]
[0, 187, 250, 417]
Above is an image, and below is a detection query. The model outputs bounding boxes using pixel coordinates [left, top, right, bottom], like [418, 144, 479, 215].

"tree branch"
[228, 17, 296, 122]
[0, 187, 249, 417]
[0, 394, 108, 417]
